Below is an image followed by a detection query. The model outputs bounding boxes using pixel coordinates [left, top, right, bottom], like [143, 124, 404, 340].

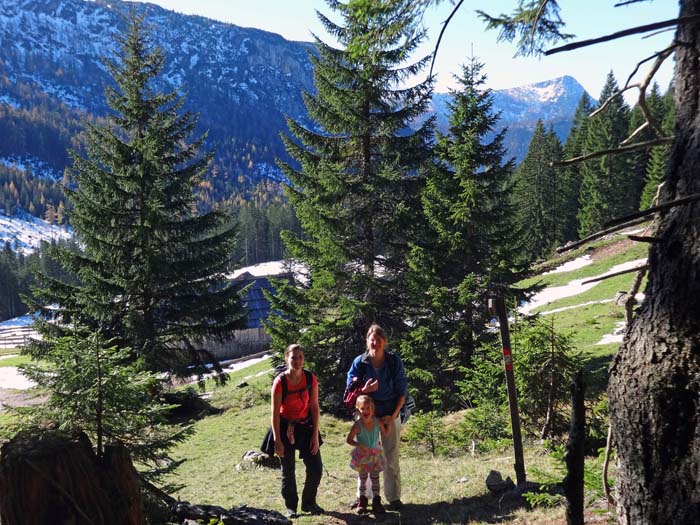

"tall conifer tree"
[627, 82, 666, 209]
[267, 0, 433, 404]
[402, 59, 526, 410]
[29, 15, 244, 378]
[512, 119, 564, 261]
[560, 93, 592, 241]
[639, 84, 675, 209]
[577, 71, 631, 237]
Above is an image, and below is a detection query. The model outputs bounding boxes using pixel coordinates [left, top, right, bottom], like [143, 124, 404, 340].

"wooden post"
[488, 297, 526, 485]
[564, 370, 586, 525]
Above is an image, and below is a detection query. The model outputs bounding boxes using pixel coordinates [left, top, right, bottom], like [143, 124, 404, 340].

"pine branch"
[552, 137, 674, 167]
[544, 16, 700, 55]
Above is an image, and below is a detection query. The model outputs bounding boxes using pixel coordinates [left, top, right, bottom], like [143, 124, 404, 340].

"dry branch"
[603, 191, 700, 228]
[555, 216, 649, 254]
[581, 264, 648, 285]
[428, 0, 465, 79]
[552, 137, 673, 167]
[544, 16, 700, 55]
[628, 235, 662, 243]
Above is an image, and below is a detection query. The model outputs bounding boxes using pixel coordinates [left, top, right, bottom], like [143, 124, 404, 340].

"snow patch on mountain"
[0, 211, 72, 254]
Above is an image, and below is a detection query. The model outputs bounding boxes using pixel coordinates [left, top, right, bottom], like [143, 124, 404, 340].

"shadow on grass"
[324, 492, 530, 524]
[583, 353, 613, 398]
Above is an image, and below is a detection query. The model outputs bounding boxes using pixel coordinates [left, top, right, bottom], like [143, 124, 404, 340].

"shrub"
[403, 411, 450, 456]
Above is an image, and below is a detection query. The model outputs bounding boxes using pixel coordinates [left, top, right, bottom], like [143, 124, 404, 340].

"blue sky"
[131, 0, 677, 100]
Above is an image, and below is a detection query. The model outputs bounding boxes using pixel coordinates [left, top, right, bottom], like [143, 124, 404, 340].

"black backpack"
[273, 365, 313, 401]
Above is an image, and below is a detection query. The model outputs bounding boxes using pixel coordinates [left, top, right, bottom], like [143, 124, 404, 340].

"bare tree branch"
[635, 46, 675, 136]
[555, 216, 650, 254]
[603, 191, 700, 228]
[544, 16, 700, 55]
[615, 0, 650, 6]
[621, 121, 649, 146]
[428, 0, 465, 79]
[628, 235, 662, 243]
[590, 85, 637, 118]
[552, 137, 674, 167]
[582, 264, 649, 285]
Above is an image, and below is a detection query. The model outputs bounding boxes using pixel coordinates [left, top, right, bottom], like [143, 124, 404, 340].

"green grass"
[520, 241, 648, 290]
[0, 347, 20, 357]
[0, 354, 35, 368]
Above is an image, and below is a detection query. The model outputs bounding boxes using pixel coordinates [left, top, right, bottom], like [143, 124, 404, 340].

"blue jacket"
[346, 351, 408, 418]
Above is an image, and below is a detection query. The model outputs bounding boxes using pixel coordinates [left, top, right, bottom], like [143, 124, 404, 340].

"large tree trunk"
[608, 2, 700, 523]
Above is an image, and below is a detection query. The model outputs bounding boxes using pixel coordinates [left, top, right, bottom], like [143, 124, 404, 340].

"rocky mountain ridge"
[0, 0, 593, 186]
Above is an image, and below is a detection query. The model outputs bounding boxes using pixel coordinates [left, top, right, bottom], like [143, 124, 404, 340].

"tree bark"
[0, 430, 145, 525]
[608, 2, 700, 523]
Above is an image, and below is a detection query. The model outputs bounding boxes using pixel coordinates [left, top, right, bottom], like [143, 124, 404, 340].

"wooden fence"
[0, 326, 39, 349]
[0, 324, 269, 361]
[204, 327, 271, 361]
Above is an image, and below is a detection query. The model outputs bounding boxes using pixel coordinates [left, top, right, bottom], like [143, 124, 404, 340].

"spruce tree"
[577, 71, 631, 237]
[28, 14, 244, 379]
[512, 119, 564, 261]
[402, 58, 526, 411]
[639, 84, 675, 209]
[560, 93, 593, 242]
[267, 0, 433, 405]
[627, 82, 666, 209]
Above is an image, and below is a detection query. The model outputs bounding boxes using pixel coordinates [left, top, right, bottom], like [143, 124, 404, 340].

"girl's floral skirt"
[350, 447, 386, 474]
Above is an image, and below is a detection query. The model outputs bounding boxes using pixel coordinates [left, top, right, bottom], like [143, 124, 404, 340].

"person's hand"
[286, 423, 296, 445]
[274, 438, 285, 457]
[362, 378, 379, 393]
[310, 433, 320, 455]
[357, 443, 369, 453]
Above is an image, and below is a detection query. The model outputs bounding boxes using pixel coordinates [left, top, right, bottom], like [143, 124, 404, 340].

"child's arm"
[346, 422, 367, 450]
[378, 417, 391, 436]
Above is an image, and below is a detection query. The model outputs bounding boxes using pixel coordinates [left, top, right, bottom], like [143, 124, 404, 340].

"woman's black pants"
[280, 445, 323, 511]
[279, 419, 322, 511]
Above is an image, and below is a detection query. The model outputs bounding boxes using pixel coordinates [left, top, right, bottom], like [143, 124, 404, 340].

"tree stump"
[0, 429, 144, 525]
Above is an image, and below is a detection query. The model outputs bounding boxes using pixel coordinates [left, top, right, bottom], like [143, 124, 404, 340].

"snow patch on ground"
[543, 255, 592, 275]
[539, 299, 613, 316]
[520, 258, 647, 315]
[0, 367, 34, 390]
[597, 321, 627, 345]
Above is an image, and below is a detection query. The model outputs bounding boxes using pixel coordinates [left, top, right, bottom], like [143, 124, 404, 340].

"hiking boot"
[301, 503, 325, 515]
[372, 496, 386, 514]
[388, 499, 403, 510]
[355, 495, 369, 514]
[284, 507, 297, 519]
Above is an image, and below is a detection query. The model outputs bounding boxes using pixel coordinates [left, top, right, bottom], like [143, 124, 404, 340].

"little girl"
[346, 395, 390, 514]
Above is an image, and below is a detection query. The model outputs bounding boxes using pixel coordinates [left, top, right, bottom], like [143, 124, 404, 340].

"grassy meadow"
[163, 360, 591, 525]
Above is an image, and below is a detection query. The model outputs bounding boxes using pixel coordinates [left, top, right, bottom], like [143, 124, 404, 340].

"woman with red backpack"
[269, 344, 324, 519]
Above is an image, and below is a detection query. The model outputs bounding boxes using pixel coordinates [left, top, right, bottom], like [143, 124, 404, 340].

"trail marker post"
[488, 296, 526, 485]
